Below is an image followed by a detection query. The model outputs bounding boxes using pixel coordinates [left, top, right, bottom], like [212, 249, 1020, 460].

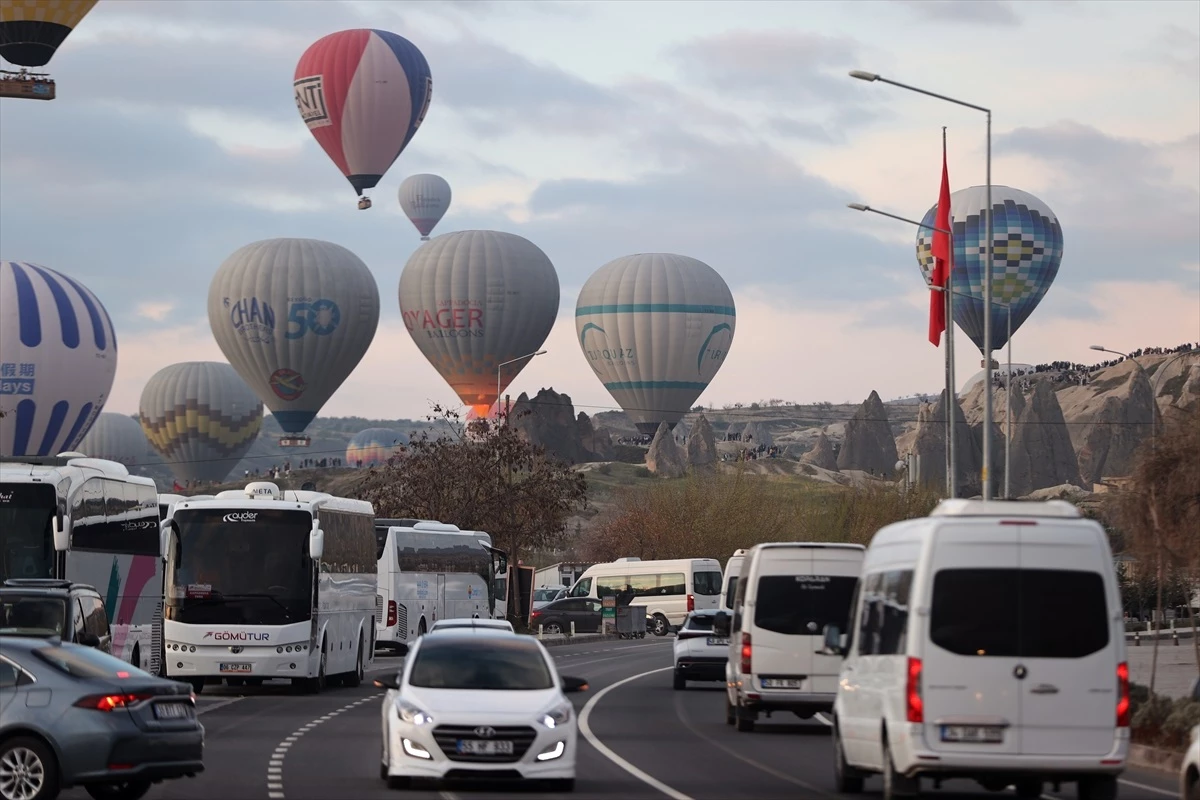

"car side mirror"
[560, 675, 589, 693]
[52, 515, 69, 552]
[822, 623, 845, 656]
[372, 673, 400, 691]
[309, 524, 324, 561]
[712, 611, 730, 636]
[78, 632, 100, 648]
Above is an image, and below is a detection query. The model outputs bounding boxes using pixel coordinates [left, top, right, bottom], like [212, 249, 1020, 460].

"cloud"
[135, 302, 177, 322]
[892, 0, 1022, 26]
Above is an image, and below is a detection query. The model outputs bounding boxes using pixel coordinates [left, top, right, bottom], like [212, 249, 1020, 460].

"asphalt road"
[60, 637, 1184, 800]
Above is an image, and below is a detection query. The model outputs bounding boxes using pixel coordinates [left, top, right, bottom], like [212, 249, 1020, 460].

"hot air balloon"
[293, 29, 432, 210]
[915, 185, 1063, 354]
[398, 174, 451, 240]
[77, 412, 152, 466]
[575, 254, 736, 434]
[398, 230, 560, 417]
[0, 260, 116, 456]
[346, 427, 408, 468]
[138, 362, 262, 485]
[208, 238, 380, 446]
[0, 0, 96, 68]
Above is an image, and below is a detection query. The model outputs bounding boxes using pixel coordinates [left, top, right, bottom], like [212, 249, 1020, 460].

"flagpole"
[943, 127, 958, 499]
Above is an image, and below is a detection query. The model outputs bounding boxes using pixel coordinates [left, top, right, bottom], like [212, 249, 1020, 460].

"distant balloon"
[138, 362, 262, 485]
[77, 412, 152, 466]
[398, 230, 560, 416]
[0, 260, 116, 457]
[207, 238, 381, 436]
[0, 0, 97, 68]
[916, 185, 1063, 354]
[575, 254, 736, 434]
[294, 29, 432, 209]
[346, 427, 408, 468]
[398, 174, 451, 240]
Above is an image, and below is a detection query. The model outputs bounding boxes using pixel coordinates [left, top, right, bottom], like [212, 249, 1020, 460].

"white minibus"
[567, 557, 723, 636]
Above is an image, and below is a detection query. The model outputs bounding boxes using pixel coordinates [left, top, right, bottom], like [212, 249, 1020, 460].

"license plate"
[457, 739, 513, 755]
[941, 725, 1004, 743]
[706, 637, 729, 646]
[154, 702, 190, 720]
[219, 662, 252, 673]
[761, 678, 803, 689]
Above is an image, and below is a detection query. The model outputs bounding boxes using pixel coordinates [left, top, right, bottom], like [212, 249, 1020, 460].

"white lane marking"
[578, 666, 694, 800]
[196, 696, 246, 715]
[264, 692, 383, 799]
[1117, 779, 1177, 798]
[439, 792, 461, 800]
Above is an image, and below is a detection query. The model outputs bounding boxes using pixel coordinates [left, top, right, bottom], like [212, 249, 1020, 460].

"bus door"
[436, 574, 446, 621]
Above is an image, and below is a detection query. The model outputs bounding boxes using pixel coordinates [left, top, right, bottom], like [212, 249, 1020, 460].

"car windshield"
[0, 483, 57, 582]
[408, 638, 554, 690]
[693, 570, 722, 596]
[0, 595, 67, 638]
[33, 644, 154, 679]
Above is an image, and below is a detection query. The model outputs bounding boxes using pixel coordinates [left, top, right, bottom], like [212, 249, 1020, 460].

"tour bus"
[0, 454, 165, 674]
[161, 481, 377, 694]
[373, 520, 507, 651]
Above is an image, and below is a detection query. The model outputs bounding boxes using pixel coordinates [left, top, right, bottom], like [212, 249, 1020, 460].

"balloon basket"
[279, 435, 312, 447]
[357, 197, 372, 210]
[0, 69, 55, 101]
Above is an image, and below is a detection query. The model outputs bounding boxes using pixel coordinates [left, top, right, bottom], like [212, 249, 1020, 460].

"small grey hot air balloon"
[399, 230, 559, 416]
[398, 174, 452, 240]
[77, 412, 153, 466]
[207, 238, 381, 444]
[576, 253, 736, 434]
[138, 362, 262, 484]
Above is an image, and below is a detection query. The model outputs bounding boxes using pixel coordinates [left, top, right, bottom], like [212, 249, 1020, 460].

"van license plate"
[706, 637, 729, 646]
[941, 725, 1004, 743]
[761, 678, 803, 689]
[154, 702, 190, 720]
[457, 739, 513, 755]
[219, 663, 252, 673]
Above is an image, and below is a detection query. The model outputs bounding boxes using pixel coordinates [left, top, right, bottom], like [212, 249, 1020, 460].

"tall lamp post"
[495, 350, 547, 426]
[850, 69, 995, 500]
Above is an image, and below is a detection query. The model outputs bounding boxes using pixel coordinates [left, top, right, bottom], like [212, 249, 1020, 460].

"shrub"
[1129, 684, 1200, 751]
[633, 467, 652, 478]
[1163, 700, 1200, 747]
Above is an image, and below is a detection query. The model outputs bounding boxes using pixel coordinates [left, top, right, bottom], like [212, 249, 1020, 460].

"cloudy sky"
[2, 0, 1197, 422]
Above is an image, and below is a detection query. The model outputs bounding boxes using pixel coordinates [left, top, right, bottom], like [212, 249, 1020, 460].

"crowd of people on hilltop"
[990, 341, 1198, 391]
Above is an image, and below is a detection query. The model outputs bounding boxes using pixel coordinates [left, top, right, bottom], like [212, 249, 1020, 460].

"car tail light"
[76, 692, 154, 711]
[1117, 662, 1130, 727]
[387, 601, 397, 627]
[687, 594, 695, 612]
[740, 633, 752, 674]
[906, 657, 923, 723]
[531, 610, 542, 619]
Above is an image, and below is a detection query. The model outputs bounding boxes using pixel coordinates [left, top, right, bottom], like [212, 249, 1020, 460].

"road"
[61, 637, 1184, 800]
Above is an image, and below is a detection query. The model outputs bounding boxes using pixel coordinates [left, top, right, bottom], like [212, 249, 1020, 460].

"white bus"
[157, 493, 213, 521]
[0, 454, 165, 674]
[373, 520, 505, 651]
[161, 481, 377, 694]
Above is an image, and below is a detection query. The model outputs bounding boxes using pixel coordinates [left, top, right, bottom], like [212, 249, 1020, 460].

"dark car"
[1, 578, 112, 653]
[529, 597, 604, 635]
[0, 637, 204, 800]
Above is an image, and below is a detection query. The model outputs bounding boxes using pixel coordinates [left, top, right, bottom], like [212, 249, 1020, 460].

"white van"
[720, 549, 746, 613]
[825, 499, 1128, 800]
[714, 542, 865, 731]
[567, 557, 723, 636]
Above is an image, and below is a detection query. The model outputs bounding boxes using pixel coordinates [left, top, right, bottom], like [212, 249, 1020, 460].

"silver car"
[0, 637, 204, 800]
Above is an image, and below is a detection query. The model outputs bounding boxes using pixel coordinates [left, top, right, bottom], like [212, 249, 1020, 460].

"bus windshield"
[0, 484, 57, 582]
[165, 508, 313, 626]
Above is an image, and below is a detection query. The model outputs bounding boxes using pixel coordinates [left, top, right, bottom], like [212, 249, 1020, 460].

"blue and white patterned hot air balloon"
[0, 261, 117, 456]
[915, 185, 1064, 354]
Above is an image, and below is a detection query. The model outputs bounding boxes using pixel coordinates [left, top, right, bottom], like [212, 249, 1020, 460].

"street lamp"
[850, 69, 995, 500]
[496, 350, 547, 425]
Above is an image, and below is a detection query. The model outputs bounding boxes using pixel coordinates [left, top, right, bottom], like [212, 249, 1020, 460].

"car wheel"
[832, 722, 864, 793]
[84, 780, 153, 800]
[0, 736, 60, 800]
[1014, 779, 1042, 799]
[543, 621, 563, 635]
[725, 694, 735, 725]
[651, 614, 669, 636]
[673, 670, 685, 690]
[735, 699, 755, 732]
[1077, 776, 1117, 800]
[188, 678, 205, 695]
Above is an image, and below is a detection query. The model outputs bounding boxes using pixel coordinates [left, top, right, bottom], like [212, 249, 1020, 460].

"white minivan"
[720, 549, 746, 613]
[567, 557, 723, 636]
[825, 499, 1128, 800]
[713, 542, 865, 731]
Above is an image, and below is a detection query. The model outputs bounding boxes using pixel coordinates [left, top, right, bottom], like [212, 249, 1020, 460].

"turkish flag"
[929, 138, 953, 346]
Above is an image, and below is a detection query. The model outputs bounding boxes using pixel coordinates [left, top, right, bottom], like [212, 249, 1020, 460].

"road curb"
[526, 632, 633, 647]
[1128, 743, 1184, 774]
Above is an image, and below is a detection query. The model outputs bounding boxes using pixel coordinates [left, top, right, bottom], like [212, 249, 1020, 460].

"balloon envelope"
[398, 174, 451, 239]
[207, 238, 381, 435]
[0, 0, 96, 68]
[293, 28, 432, 198]
[346, 427, 408, 467]
[916, 185, 1063, 354]
[398, 230, 560, 415]
[0, 260, 116, 456]
[138, 362, 262, 484]
[77, 412, 152, 466]
[575, 253, 736, 434]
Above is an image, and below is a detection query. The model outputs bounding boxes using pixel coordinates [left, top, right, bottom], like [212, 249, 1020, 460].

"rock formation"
[685, 415, 718, 471]
[509, 388, 614, 463]
[837, 391, 899, 478]
[800, 432, 839, 471]
[741, 422, 774, 447]
[576, 412, 615, 461]
[1007, 380, 1083, 496]
[1070, 365, 1157, 484]
[908, 389, 980, 495]
[646, 421, 687, 478]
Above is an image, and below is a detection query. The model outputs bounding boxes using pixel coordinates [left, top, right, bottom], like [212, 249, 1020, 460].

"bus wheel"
[188, 679, 204, 695]
[345, 636, 364, 688]
[303, 646, 327, 694]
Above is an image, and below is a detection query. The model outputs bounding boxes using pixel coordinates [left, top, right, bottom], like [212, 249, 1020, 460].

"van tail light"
[1116, 662, 1130, 727]
[386, 601, 397, 628]
[740, 633, 752, 674]
[76, 692, 153, 711]
[687, 594, 695, 612]
[906, 657, 924, 723]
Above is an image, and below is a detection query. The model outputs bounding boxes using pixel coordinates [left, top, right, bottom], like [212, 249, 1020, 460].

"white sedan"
[428, 618, 515, 633]
[673, 609, 729, 690]
[374, 629, 587, 791]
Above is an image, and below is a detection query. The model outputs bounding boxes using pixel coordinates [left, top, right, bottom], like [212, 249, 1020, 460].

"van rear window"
[693, 571, 722, 596]
[754, 575, 858, 636]
[930, 568, 1109, 658]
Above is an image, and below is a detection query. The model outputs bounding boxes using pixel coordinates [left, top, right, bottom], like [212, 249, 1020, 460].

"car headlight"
[395, 698, 434, 726]
[538, 701, 573, 729]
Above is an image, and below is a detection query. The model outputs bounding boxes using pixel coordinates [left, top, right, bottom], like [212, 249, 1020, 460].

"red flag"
[172, 480, 183, 492]
[928, 135, 953, 346]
